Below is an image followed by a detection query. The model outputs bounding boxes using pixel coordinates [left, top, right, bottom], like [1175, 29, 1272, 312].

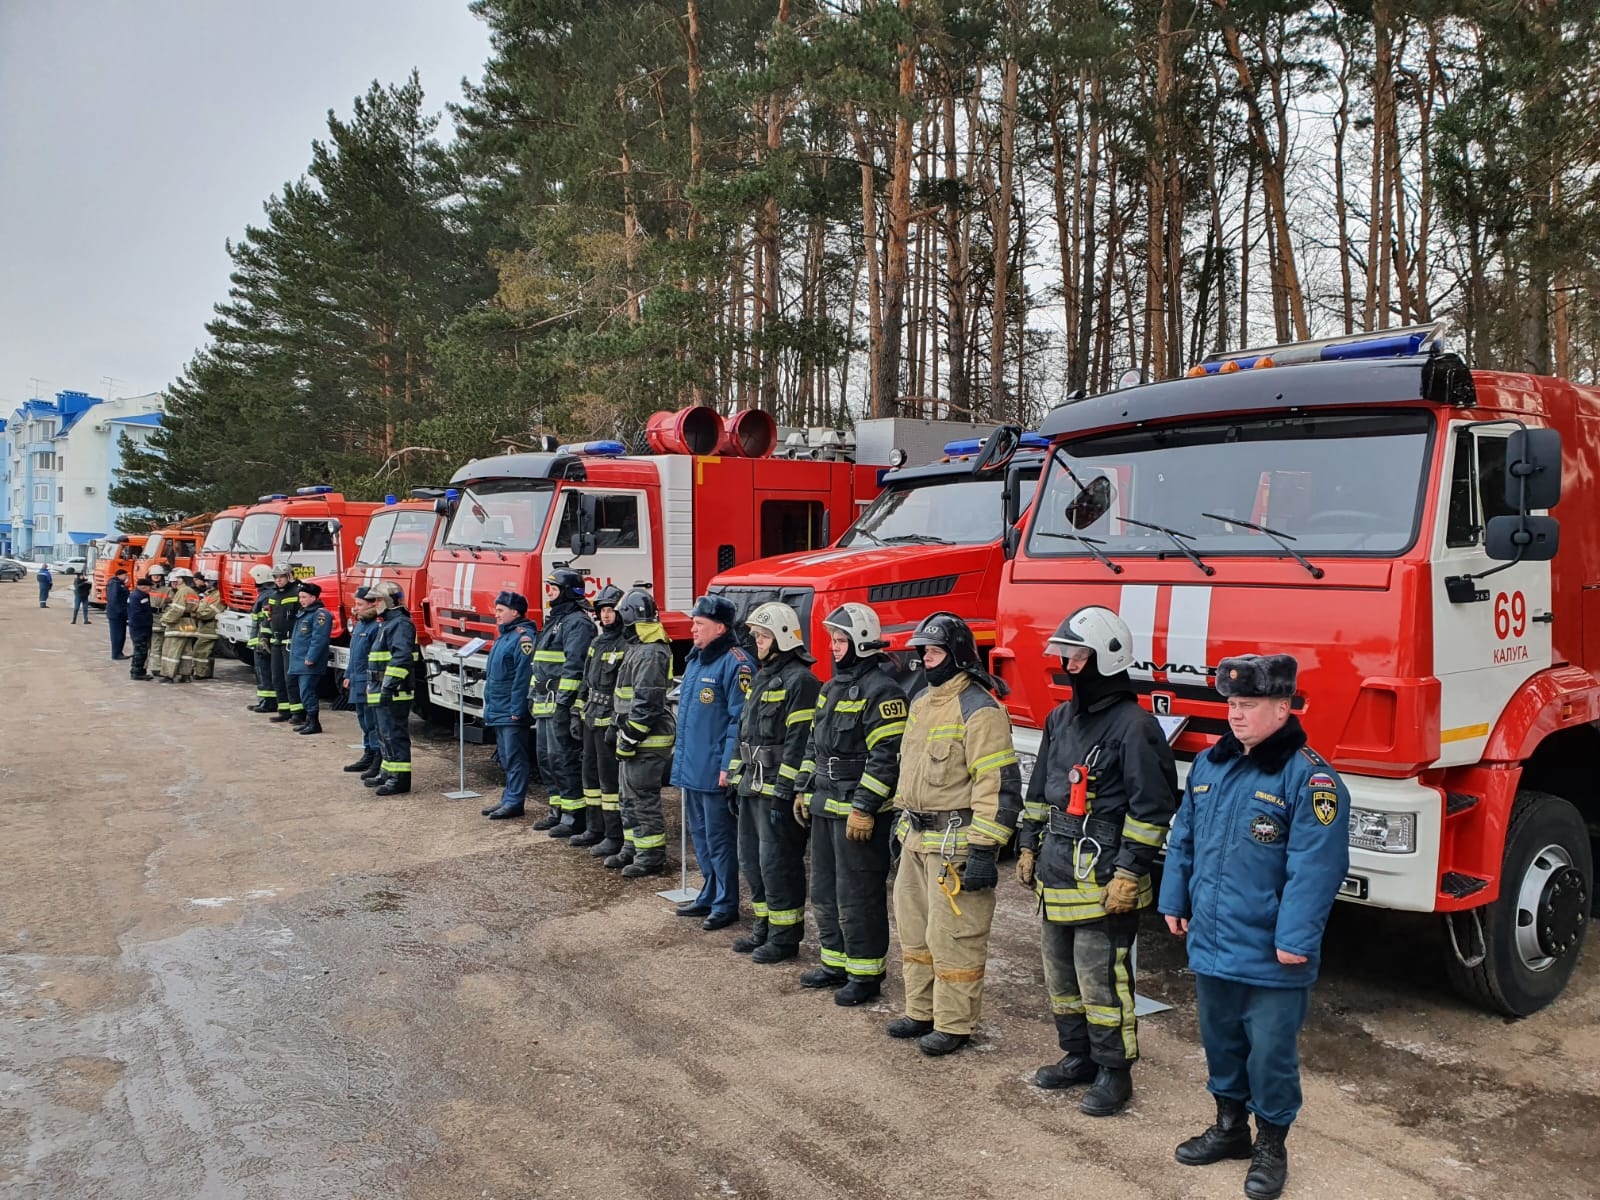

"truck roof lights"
[295, 485, 335, 496]
[558, 440, 627, 457]
[384, 494, 398, 505]
[1193, 320, 1449, 375]
[445, 489, 459, 501]
[944, 431, 1050, 457]
[258, 493, 288, 502]
[1018, 432, 1049, 450]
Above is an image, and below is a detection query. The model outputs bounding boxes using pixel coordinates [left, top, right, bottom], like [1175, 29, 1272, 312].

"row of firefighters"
[102, 564, 228, 682]
[221, 564, 1348, 1200]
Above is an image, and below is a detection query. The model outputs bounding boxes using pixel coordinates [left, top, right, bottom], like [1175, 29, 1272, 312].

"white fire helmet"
[821, 602, 883, 657]
[747, 602, 805, 653]
[1046, 605, 1135, 675]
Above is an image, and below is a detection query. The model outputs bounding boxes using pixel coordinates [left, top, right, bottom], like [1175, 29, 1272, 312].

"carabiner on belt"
[1073, 836, 1102, 881]
[937, 814, 965, 917]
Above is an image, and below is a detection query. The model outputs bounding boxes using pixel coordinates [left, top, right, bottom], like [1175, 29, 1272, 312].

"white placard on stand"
[442, 638, 487, 801]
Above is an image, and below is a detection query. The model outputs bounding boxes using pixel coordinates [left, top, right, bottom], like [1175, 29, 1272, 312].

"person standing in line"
[287, 580, 332, 734]
[245, 565, 280, 712]
[1160, 654, 1349, 1200]
[727, 602, 820, 963]
[106, 569, 130, 659]
[37, 564, 53, 608]
[794, 602, 906, 1006]
[71, 571, 93, 624]
[482, 591, 539, 820]
[670, 594, 754, 931]
[365, 581, 417, 795]
[606, 588, 675, 878]
[889, 612, 1021, 1057]
[156, 568, 200, 682]
[186, 573, 224, 679]
[144, 565, 168, 678]
[342, 587, 384, 782]
[529, 569, 596, 837]
[573, 585, 627, 855]
[1016, 606, 1177, 1116]
[267, 564, 302, 723]
[127, 576, 155, 680]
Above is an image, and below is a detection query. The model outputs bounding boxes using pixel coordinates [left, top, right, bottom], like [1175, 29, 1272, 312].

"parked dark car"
[0, 559, 28, 582]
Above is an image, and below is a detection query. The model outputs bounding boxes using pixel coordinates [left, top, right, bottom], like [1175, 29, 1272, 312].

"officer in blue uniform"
[670, 594, 754, 931]
[287, 581, 333, 735]
[1159, 653, 1349, 1200]
[342, 587, 383, 781]
[482, 590, 540, 820]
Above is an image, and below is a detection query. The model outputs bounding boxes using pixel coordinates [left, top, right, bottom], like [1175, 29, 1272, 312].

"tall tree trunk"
[942, 86, 970, 415]
[758, 0, 791, 413]
[1332, 19, 1355, 335]
[987, 0, 1021, 417]
[875, 0, 917, 419]
[849, 108, 884, 417]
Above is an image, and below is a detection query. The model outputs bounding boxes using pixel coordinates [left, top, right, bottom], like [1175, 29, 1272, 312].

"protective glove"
[845, 809, 875, 843]
[569, 711, 583, 742]
[725, 787, 740, 818]
[1104, 868, 1141, 914]
[615, 729, 639, 759]
[1015, 848, 1036, 888]
[793, 794, 811, 828]
[960, 846, 999, 892]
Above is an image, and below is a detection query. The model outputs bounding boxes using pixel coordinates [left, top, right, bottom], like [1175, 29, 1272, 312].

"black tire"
[1444, 790, 1591, 1017]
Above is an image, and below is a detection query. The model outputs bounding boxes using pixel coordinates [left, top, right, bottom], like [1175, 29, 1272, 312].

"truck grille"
[436, 607, 497, 643]
[868, 574, 957, 603]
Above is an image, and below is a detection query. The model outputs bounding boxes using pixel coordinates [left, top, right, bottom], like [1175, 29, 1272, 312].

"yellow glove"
[1104, 870, 1141, 914]
[1016, 848, 1036, 887]
[845, 809, 875, 842]
[793, 794, 811, 828]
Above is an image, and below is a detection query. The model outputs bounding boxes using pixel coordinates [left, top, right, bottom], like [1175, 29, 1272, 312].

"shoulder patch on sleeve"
[879, 698, 908, 720]
[315, 612, 329, 626]
[1307, 770, 1336, 790]
[521, 640, 534, 655]
[1311, 789, 1339, 826]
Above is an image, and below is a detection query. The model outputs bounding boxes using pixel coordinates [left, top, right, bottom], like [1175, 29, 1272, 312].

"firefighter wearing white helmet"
[155, 567, 201, 682]
[364, 580, 417, 795]
[1017, 605, 1177, 1116]
[266, 563, 303, 722]
[793, 602, 906, 1004]
[246, 564, 280, 712]
[188, 570, 225, 680]
[145, 564, 170, 672]
[726, 602, 822, 962]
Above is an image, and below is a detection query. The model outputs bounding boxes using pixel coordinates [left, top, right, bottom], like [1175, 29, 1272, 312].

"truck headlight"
[1016, 750, 1037, 790]
[1347, 808, 1416, 854]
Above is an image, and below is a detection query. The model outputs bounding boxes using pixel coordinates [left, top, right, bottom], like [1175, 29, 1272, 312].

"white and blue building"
[2, 390, 165, 559]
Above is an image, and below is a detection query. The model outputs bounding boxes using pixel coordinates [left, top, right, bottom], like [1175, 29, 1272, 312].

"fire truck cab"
[88, 534, 148, 605]
[194, 506, 248, 585]
[134, 515, 211, 588]
[423, 410, 878, 730]
[995, 323, 1592, 1016]
[709, 422, 1044, 682]
[214, 488, 380, 662]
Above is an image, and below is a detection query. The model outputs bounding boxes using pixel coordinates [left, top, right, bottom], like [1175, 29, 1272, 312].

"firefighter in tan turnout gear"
[1018, 605, 1178, 1116]
[889, 612, 1021, 1056]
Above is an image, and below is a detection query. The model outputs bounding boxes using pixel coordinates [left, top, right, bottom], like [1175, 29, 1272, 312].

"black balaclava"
[923, 650, 961, 688]
[1066, 651, 1135, 716]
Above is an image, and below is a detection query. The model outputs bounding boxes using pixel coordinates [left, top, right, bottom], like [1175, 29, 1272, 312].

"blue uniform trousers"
[493, 724, 532, 808]
[109, 615, 128, 658]
[294, 672, 324, 720]
[1194, 974, 1312, 1127]
[353, 701, 381, 754]
[684, 787, 739, 916]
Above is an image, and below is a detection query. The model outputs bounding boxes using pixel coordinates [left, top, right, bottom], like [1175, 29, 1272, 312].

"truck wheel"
[1444, 790, 1591, 1017]
[224, 642, 254, 667]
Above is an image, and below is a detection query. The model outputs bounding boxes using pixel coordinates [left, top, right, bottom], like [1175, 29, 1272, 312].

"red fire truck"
[194, 505, 249, 584]
[214, 488, 381, 662]
[422, 407, 879, 729]
[994, 323, 1592, 1016]
[708, 423, 1044, 681]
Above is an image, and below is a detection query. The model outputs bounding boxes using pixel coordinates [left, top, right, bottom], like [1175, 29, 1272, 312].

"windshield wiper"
[1201, 512, 1324, 579]
[848, 528, 886, 548]
[1037, 530, 1123, 574]
[879, 533, 952, 545]
[1120, 518, 1215, 577]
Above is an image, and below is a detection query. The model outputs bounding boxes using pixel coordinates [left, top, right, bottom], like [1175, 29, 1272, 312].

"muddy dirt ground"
[2, 583, 1596, 1200]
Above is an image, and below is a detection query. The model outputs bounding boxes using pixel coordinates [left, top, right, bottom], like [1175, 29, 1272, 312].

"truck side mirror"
[1486, 514, 1558, 562]
[1065, 476, 1113, 530]
[1002, 464, 1025, 560]
[569, 493, 598, 558]
[1505, 428, 1562, 511]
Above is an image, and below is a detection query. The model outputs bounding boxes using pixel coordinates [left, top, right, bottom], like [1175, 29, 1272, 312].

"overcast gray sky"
[0, 1, 492, 410]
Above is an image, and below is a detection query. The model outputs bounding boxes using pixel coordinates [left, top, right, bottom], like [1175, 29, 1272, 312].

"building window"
[34, 514, 48, 530]
[57, 516, 64, 533]
[35, 452, 50, 469]
[34, 483, 48, 501]
[57, 486, 64, 503]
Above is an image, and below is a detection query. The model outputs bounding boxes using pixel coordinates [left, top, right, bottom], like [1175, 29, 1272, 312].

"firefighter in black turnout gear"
[1018, 605, 1178, 1116]
[531, 568, 596, 836]
[574, 585, 627, 854]
[366, 580, 418, 795]
[796, 602, 906, 1005]
[245, 564, 279, 712]
[607, 588, 675, 877]
[266, 563, 302, 722]
[728, 602, 821, 963]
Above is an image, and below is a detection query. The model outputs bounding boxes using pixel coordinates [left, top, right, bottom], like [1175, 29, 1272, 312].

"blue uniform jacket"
[483, 617, 538, 726]
[106, 576, 129, 617]
[128, 587, 154, 637]
[345, 615, 380, 700]
[38, 568, 52, 598]
[670, 633, 753, 792]
[288, 601, 332, 676]
[1159, 717, 1350, 988]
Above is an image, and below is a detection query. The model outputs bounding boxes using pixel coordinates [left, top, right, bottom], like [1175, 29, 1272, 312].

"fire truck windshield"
[841, 474, 1034, 547]
[201, 518, 240, 554]
[232, 513, 282, 555]
[356, 509, 438, 567]
[1027, 409, 1433, 559]
[444, 481, 554, 551]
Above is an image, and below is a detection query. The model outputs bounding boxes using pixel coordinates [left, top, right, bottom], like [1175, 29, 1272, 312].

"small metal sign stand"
[656, 792, 699, 905]
[442, 638, 487, 801]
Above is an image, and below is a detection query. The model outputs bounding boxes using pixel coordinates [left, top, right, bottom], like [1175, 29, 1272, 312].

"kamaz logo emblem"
[1151, 693, 1173, 715]
[1132, 662, 1215, 679]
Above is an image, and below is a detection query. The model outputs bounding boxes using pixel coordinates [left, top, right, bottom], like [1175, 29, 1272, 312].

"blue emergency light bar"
[942, 430, 1049, 457]
[258, 493, 288, 502]
[295, 485, 335, 496]
[558, 440, 627, 457]
[1194, 320, 1449, 375]
[445, 489, 459, 501]
[384, 494, 397, 505]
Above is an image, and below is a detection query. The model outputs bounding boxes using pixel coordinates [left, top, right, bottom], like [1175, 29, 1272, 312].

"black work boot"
[732, 919, 769, 954]
[799, 966, 847, 990]
[531, 808, 563, 831]
[570, 806, 605, 847]
[549, 814, 578, 839]
[362, 760, 385, 783]
[1035, 1053, 1097, 1090]
[270, 710, 295, 723]
[1175, 1096, 1254, 1166]
[887, 1016, 935, 1039]
[1244, 1120, 1289, 1199]
[620, 855, 665, 879]
[296, 716, 323, 735]
[344, 751, 378, 773]
[602, 844, 634, 871]
[375, 775, 411, 796]
[591, 812, 624, 857]
[833, 976, 881, 1007]
[1080, 1066, 1134, 1117]
[751, 940, 798, 964]
[918, 1030, 970, 1057]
